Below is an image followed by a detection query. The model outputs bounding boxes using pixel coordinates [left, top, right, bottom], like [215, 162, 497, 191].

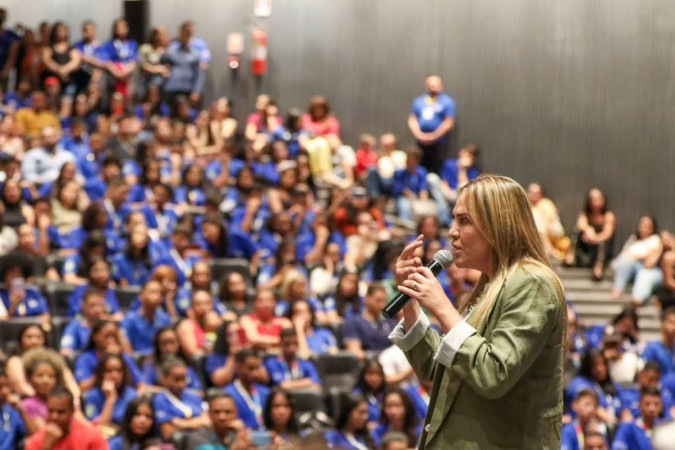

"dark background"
[8, 0, 675, 244]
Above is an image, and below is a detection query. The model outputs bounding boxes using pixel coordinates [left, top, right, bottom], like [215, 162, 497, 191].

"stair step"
[563, 279, 614, 291]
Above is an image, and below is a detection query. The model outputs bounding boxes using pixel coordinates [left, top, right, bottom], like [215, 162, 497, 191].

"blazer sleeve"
[450, 272, 563, 399]
[390, 312, 443, 383]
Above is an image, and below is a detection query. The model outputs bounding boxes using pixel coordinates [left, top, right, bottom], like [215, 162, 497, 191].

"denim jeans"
[613, 256, 664, 302]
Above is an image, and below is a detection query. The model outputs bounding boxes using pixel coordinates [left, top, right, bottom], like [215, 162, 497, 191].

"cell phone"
[10, 277, 25, 297]
[249, 430, 273, 447]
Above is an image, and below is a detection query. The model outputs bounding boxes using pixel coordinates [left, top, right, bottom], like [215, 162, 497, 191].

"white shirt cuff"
[433, 320, 476, 368]
[389, 312, 431, 352]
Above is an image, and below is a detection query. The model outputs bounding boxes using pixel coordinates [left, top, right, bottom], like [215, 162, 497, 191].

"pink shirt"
[21, 395, 47, 420]
[301, 114, 340, 137]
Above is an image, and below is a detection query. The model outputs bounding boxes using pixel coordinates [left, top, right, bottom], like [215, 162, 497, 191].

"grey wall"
[6, 0, 675, 243]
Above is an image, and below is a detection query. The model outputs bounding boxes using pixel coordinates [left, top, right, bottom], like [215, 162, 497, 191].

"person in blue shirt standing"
[612, 387, 663, 450]
[153, 356, 209, 440]
[264, 328, 321, 391]
[407, 75, 456, 174]
[99, 18, 138, 99]
[223, 349, 270, 430]
[643, 307, 675, 375]
[121, 280, 172, 355]
[392, 147, 430, 223]
[162, 22, 205, 110]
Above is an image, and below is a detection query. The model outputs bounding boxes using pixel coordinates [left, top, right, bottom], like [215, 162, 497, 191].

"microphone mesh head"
[433, 250, 454, 269]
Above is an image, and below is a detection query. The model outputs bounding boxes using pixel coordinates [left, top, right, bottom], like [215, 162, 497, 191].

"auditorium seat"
[45, 282, 76, 317]
[114, 286, 141, 310]
[312, 352, 362, 393]
[209, 258, 251, 284]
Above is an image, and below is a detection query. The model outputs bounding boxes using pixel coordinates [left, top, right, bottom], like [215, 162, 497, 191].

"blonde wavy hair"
[458, 175, 565, 332]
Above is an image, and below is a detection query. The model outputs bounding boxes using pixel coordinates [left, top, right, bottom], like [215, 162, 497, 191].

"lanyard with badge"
[163, 389, 193, 418]
[344, 432, 369, 450]
[234, 380, 263, 426]
[279, 357, 301, 380]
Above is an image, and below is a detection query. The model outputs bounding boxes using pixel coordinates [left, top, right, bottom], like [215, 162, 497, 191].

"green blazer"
[399, 266, 566, 449]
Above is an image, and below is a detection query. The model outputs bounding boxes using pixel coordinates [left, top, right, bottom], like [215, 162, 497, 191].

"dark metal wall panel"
[6, 1, 675, 241]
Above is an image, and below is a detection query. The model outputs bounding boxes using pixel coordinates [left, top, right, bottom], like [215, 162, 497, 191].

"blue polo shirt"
[410, 93, 456, 135]
[440, 158, 480, 190]
[110, 252, 157, 287]
[204, 353, 228, 383]
[223, 382, 269, 430]
[121, 309, 173, 354]
[306, 328, 338, 355]
[642, 340, 675, 374]
[67, 285, 120, 317]
[195, 228, 258, 260]
[0, 404, 26, 450]
[83, 386, 137, 425]
[204, 158, 245, 184]
[75, 350, 144, 386]
[60, 318, 93, 353]
[611, 420, 656, 450]
[99, 39, 138, 64]
[392, 166, 429, 198]
[153, 389, 204, 424]
[0, 286, 49, 317]
[264, 356, 320, 386]
[174, 186, 206, 207]
[324, 430, 369, 450]
[341, 315, 397, 351]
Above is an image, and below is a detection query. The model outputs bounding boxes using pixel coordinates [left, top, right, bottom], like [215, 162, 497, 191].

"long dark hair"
[334, 270, 361, 318]
[85, 320, 118, 352]
[335, 393, 375, 449]
[201, 213, 228, 257]
[152, 326, 189, 363]
[81, 202, 107, 233]
[118, 396, 156, 450]
[263, 388, 299, 434]
[356, 359, 385, 396]
[94, 352, 132, 395]
[380, 388, 419, 447]
[578, 349, 617, 397]
[211, 321, 236, 356]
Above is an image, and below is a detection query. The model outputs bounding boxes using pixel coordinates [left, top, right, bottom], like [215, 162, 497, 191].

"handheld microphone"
[381, 249, 454, 319]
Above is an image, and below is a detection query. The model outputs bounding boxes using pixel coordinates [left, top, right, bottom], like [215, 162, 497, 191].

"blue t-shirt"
[566, 376, 622, 417]
[642, 341, 675, 374]
[324, 430, 370, 450]
[353, 388, 383, 423]
[153, 389, 204, 424]
[0, 286, 49, 317]
[83, 386, 137, 425]
[67, 285, 120, 317]
[204, 353, 228, 384]
[619, 386, 674, 420]
[611, 421, 656, 450]
[440, 158, 480, 190]
[392, 166, 429, 198]
[99, 39, 139, 63]
[195, 228, 258, 260]
[306, 328, 338, 355]
[223, 382, 269, 430]
[341, 315, 397, 351]
[410, 93, 456, 134]
[264, 356, 320, 386]
[0, 404, 26, 450]
[110, 251, 160, 287]
[405, 385, 429, 422]
[60, 318, 93, 353]
[174, 186, 207, 207]
[75, 350, 144, 386]
[0, 29, 20, 68]
[121, 309, 173, 354]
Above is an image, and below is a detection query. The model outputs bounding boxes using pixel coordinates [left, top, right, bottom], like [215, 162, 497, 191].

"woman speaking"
[389, 174, 566, 449]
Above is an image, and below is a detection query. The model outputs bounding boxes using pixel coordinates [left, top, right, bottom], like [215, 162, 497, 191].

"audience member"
[25, 388, 107, 450]
[407, 75, 456, 174]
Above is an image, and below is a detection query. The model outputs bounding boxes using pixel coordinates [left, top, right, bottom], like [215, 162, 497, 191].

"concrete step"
[563, 278, 614, 291]
[572, 303, 660, 318]
[566, 291, 619, 302]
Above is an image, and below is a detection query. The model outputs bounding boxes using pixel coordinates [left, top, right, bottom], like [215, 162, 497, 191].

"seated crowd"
[0, 9, 672, 450]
